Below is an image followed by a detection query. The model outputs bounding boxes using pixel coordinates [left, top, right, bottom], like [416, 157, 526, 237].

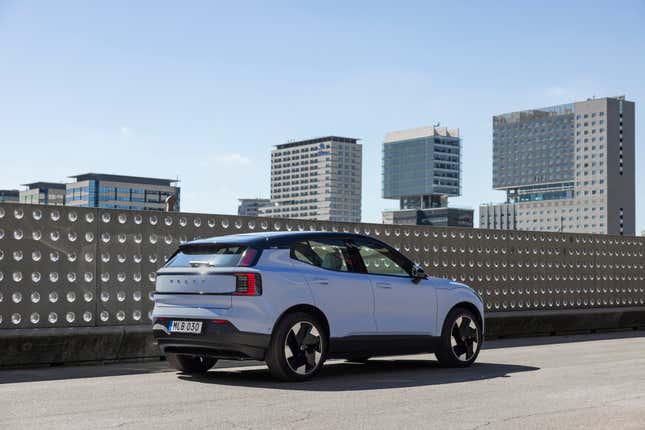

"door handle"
[375, 282, 392, 289]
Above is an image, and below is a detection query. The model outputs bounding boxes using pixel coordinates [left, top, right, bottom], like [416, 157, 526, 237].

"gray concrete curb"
[485, 306, 645, 338]
[0, 325, 160, 368]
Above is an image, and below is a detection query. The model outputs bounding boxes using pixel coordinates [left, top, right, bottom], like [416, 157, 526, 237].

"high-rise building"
[0, 190, 19, 203]
[20, 182, 66, 205]
[381, 125, 472, 226]
[238, 198, 271, 217]
[65, 173, 180, 211]
[260, 136, 362, 222]
[480, 96, 635, 235]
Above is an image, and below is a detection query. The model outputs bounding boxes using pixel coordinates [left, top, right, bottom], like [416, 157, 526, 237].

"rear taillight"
[234, 273, 262, 296]
[239, 248, 258, 267]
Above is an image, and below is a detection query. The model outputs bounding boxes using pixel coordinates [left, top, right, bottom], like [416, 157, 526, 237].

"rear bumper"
[153, 318, 270, 361]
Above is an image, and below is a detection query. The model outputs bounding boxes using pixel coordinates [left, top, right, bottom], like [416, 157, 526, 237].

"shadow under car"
[178, 358, 540, 391]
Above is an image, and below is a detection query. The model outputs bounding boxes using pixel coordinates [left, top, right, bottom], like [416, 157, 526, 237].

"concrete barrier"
[3, 308, 645, 368]
[0, 326, 157, 368]
[484, 307, 645, 338]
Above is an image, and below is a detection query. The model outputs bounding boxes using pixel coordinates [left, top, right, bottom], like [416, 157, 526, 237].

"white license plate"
[170, 320, 203, 334]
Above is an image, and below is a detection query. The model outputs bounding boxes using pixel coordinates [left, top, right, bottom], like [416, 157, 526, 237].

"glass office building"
[383, 126, 461, 200]
[382, 125, 469, 226]
[492, 104, 575, 190]
[383, 207, 473, 227]
[65, 173, 180, 212]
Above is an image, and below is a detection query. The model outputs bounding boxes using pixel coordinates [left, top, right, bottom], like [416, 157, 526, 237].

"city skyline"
[1, 2, 644, 231]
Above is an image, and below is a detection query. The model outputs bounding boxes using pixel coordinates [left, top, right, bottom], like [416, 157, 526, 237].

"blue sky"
[1, 1, 644, 230]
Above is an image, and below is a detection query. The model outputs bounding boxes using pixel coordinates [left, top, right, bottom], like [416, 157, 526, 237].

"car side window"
[354, 240, 411, 278]
[290, 239, 354, 272]
[291, 240, 322, 266]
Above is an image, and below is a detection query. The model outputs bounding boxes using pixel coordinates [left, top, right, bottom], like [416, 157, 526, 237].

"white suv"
[152, 231, 484, 381]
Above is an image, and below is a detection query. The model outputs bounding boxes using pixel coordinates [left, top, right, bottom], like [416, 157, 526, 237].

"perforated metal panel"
[0, 205, 98, 328]
[1, 202, 644, 330]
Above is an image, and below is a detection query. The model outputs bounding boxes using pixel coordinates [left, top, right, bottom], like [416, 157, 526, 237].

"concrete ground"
[1, 331, 644, 430]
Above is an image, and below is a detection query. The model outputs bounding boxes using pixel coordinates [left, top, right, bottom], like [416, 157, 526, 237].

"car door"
[290, 237, 377, 337]
[352, 238, 437, 335]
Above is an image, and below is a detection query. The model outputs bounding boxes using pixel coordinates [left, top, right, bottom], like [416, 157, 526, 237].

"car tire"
[266, 312, 327, 381]
[435, 307, 482, 368]
[166, 353, 217, 373]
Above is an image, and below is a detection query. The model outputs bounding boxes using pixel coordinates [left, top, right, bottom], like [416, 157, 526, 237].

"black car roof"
[181, 231, 379, 249]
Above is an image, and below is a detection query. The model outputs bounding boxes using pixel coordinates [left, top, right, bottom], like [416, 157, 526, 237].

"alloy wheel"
[450, 316, 479, 361]
[284, 321, 323, 375]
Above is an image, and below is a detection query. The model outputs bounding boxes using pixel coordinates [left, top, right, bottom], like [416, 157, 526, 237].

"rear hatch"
[154, 243, 261, 309]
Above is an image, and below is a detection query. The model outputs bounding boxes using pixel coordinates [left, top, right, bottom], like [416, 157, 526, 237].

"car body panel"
[368, 274, 438, 335]
[293, 259, 377, 337]
[434, 279, 486, 330]
[236, 248, 314, 335]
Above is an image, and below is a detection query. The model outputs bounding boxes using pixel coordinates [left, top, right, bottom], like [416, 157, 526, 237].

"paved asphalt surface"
[1, 332, 645, 430]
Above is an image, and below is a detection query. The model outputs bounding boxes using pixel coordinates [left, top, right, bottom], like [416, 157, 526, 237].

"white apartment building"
[260, 136, 362, 222]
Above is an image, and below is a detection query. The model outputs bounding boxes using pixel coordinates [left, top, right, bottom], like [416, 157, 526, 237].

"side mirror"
[411, 264, 427, 282]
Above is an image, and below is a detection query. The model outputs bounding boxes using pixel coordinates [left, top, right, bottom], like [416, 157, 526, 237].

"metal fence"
[1, 202, 644, 331]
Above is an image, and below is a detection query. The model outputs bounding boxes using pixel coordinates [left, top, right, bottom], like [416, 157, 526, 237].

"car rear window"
[166, 244, 253, 268]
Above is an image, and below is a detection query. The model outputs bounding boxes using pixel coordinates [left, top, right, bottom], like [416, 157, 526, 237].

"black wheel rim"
[284, 321, 322, 375]
[450, 316, 479, 362]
